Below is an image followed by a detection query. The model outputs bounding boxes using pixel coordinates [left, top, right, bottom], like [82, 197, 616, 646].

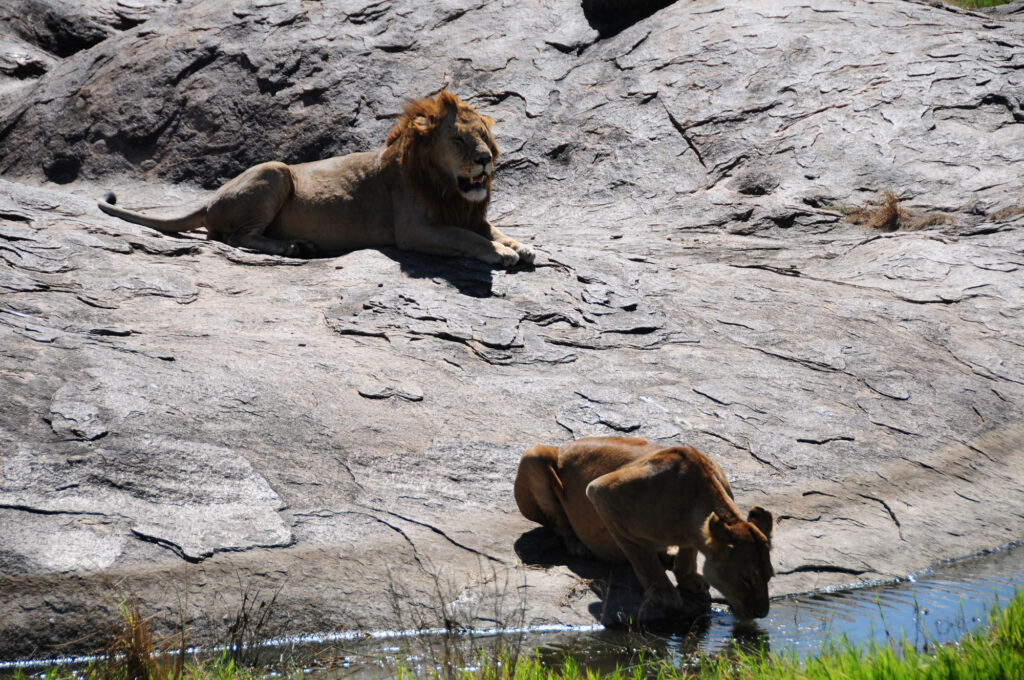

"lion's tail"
[97, 192, 207, 233]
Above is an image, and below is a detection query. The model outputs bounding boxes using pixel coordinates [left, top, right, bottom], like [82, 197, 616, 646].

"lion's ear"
[411, 114, 434, 134]
[747, 506, 773, 545]
[703, 512, 732, 549]
[481, 115, 494, 129]
[437, 90, 461, 116]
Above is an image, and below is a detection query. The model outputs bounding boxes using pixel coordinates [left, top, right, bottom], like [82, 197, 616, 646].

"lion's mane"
[385, 91, 497, 232]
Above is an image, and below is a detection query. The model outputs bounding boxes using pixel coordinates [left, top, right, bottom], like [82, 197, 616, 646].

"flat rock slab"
[1, 0, 1024, 660]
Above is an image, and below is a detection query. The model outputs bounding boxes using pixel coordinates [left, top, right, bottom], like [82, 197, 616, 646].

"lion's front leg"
[488, 222, 535, 264]
[396, 220, 520, 267]
[609, 532, 683, 610]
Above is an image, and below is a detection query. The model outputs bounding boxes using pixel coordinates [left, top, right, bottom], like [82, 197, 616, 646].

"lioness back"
[556, 437, 665, 560]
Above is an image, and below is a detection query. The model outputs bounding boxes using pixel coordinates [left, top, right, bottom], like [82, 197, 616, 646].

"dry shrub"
[105, 596, 156, 680]
[103, 594, 184, 680]
[844, 191, 952, 232]
[904, 213, 954, 229]
[383, 560, 528, 680]
[992, 205, 1024, 221]
[225, 580, 283, 667]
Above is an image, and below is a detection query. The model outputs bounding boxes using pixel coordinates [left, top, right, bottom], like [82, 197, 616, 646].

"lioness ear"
[747, 506, 773, 545]
[703, 512, 732, 549]
[481, 115, 494, 129]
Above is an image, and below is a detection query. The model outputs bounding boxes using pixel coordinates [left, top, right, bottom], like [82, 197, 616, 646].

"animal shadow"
[514, 527, 711, 632]
[377, 247, 535, 298]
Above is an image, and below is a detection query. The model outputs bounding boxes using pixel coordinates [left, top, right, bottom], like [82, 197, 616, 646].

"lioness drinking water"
[515, 436, 774, 619]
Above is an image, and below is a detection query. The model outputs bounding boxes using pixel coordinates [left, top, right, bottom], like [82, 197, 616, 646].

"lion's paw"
[284, 239, 317, 258]
[676, 574, 711, 603]
[512, 242, 536, 265]
[563, 535, 594, 560]
[645, 586, 685, 611]
[481, 244, 519, 267]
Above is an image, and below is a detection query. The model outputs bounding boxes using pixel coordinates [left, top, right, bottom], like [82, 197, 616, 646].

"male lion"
[514, 436, 774, 620]
[98, 91, 534, 265]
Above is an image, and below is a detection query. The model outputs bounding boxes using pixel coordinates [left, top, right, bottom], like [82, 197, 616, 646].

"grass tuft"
[841, 191, 953, 232]
[991, 205, 1024, 221]
[104, 596, 158, 680]
[943, 0, 1017, 8]
[99, 594, 189, 680]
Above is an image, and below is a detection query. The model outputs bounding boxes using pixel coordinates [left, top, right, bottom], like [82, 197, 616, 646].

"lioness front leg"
[606, 529, 683, 610]
[673, 547, 710, 603]
[587, 473, 683, 610]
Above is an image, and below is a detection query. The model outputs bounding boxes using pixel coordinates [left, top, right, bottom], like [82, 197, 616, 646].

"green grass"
[8, 654, 270, 680]
[8, 590, 1024, 680]
[462, 589, 1024, 679]
[944, 0, 1017, 8]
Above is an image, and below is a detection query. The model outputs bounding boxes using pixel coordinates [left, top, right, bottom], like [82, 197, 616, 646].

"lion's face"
[434, 105, 498, 203]
[389, 91, 500, 206]
[701, 507, 774, 620]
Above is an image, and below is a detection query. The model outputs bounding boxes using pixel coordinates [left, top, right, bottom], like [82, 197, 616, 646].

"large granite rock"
[1, 0, 1023, 659]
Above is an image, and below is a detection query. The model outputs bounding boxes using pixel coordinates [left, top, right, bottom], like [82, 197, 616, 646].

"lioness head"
[701, 506, 774, 620]
[387, 90, 499, 204]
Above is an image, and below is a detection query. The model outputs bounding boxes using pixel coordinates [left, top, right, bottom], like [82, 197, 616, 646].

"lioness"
[98, 91, 534, 266]
[514, 436, 774, 619]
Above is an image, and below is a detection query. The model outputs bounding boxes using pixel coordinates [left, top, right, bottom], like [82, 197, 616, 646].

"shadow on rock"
[377, 246, 535, 298]
[514, 527, 712, 631]
[581, 0, 676, 37]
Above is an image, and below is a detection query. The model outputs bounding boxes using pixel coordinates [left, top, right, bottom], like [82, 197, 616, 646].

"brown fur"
[98, 91, 534, 266]
[515, 436, 774, 619]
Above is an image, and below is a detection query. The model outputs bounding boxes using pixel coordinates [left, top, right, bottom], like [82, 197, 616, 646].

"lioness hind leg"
[207, 162, 316, 257]
[514, 445, 589, 555]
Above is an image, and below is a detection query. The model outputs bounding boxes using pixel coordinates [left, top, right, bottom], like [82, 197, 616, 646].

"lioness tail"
[98, 192, 207, 233]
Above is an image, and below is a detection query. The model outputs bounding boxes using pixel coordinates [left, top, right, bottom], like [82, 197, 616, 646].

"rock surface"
[2, 0, 1024, 660]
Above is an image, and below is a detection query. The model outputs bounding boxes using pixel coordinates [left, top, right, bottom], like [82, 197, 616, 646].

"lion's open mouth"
[457, 173, 488, 194]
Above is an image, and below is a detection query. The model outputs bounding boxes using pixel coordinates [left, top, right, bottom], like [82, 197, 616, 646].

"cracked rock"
[1, 0, 1024, 660]
[49, 385, 107, 441]
[358, 379, 424, 402]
